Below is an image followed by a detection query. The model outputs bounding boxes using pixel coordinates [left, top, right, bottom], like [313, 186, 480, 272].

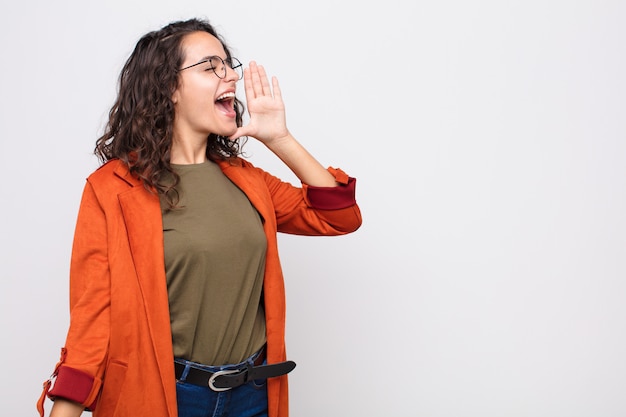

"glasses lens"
[208, 56, 226, 79]
[228, 58, 243, 80]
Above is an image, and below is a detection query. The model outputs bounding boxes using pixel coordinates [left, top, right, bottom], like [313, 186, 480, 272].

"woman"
[37, 18, 361, 417]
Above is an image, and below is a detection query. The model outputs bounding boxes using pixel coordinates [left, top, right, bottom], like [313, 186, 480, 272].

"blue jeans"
[175, 353, 268, 417]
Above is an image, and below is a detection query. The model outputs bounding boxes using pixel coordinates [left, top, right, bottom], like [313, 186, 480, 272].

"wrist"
[264, 131, 294, 149]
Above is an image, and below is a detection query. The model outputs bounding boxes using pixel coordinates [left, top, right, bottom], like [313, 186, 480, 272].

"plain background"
[1, 0, 625, 416]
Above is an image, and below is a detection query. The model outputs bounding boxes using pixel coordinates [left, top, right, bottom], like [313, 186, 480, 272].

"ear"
[172, 88, 179, 104]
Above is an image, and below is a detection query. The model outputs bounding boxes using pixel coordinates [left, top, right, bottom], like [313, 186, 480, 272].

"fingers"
[243, 67, 255, 100]
[250, 61, 264, 97]
[271, 76, 282, 100]
[236, 61, 288, 143]
[257, 65, 272, 96]
[245, 61, 277, 99]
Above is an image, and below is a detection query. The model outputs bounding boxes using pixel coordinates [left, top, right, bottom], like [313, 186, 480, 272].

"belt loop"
[244, 362, 254, 384]
[175, 361, 191, 382]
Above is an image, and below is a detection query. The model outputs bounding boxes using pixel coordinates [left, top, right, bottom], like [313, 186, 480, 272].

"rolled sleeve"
[305, 177, 357, 210]
[303, 167, 358, 210]
[48, 365, 99, 410]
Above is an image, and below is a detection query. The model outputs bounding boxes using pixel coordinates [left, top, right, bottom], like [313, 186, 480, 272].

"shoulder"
[88, 159, 119, 178]
[86, 159, 141, 191]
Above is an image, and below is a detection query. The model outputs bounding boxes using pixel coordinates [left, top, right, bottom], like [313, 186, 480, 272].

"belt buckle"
[208, 369, 240, 392]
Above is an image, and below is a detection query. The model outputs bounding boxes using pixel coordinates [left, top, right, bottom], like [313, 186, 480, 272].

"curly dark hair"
[94, 18, 245, 207]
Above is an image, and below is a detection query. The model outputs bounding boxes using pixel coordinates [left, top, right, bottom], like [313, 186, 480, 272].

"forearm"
[265, 132, 337, 187]
[49, 398, 84, 417]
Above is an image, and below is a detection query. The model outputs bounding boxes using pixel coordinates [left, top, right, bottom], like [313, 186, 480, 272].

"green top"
[160, 160, 267, 365]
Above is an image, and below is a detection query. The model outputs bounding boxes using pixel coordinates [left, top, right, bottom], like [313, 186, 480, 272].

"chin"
[222, 127, 239, 139]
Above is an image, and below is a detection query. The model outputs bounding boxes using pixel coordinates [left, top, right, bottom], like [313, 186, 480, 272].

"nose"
[223, 64, 240, 82]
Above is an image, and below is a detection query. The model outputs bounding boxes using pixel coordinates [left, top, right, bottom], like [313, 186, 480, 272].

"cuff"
[305, 167, 357, 210]
[48, 366, 99, 411]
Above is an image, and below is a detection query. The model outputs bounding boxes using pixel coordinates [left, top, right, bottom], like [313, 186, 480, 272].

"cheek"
[178, 92, 213, 113]
[176, 77, 220, 111]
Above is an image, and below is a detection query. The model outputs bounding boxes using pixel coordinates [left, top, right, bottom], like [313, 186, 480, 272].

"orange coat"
[38, 158, 361, 417]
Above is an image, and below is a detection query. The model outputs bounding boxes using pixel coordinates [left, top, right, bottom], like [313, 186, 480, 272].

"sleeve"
[39, 180, 111, 414]
[261, 165, 362, 236]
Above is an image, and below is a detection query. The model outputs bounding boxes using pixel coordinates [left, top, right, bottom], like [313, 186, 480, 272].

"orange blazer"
[39, 158, 361, 417]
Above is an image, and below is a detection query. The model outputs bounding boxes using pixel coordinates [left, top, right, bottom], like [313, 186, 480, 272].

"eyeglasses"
[178, 56, 243, 80]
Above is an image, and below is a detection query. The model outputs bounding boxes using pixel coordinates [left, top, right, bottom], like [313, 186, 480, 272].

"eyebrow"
[179, 55, 231, 72]
[187, 56, 210, 65]
[198, 55, 228, 62]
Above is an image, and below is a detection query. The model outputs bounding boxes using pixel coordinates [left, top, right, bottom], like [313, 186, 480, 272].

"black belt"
[174, 349, 296, 392]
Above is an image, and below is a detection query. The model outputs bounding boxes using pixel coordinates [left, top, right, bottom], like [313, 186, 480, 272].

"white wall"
[1, 0, 625, 416]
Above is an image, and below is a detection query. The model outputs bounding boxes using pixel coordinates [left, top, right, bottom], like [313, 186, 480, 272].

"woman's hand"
[230, 61, 290, 144]
[230, 61, 337, 187]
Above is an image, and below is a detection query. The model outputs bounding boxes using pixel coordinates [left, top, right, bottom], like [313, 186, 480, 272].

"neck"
[170, 135, 208, 164]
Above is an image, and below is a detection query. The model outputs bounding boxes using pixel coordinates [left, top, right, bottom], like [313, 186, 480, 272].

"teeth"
[216, 92, 236, 101]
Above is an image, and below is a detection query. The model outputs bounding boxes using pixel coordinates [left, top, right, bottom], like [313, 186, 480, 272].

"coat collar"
[112, 160, 142, 187]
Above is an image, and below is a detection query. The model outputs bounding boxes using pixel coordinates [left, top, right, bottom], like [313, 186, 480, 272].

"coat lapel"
[113, 162, 176, 412]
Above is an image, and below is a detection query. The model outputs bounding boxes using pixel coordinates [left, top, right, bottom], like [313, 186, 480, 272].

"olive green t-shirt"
[160, 160, 267, 365]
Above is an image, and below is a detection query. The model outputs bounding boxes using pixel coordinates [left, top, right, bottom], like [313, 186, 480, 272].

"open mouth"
[216, 92, 236, 117]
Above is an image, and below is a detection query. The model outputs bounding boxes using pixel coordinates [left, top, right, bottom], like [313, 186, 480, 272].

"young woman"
[38, 17, 361, 417]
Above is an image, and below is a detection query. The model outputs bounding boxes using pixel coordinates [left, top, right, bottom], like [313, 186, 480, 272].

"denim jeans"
[175, 352, 268, 417]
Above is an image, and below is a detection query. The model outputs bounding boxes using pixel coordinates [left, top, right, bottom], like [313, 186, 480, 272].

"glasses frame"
[178, 56, 243, 80]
